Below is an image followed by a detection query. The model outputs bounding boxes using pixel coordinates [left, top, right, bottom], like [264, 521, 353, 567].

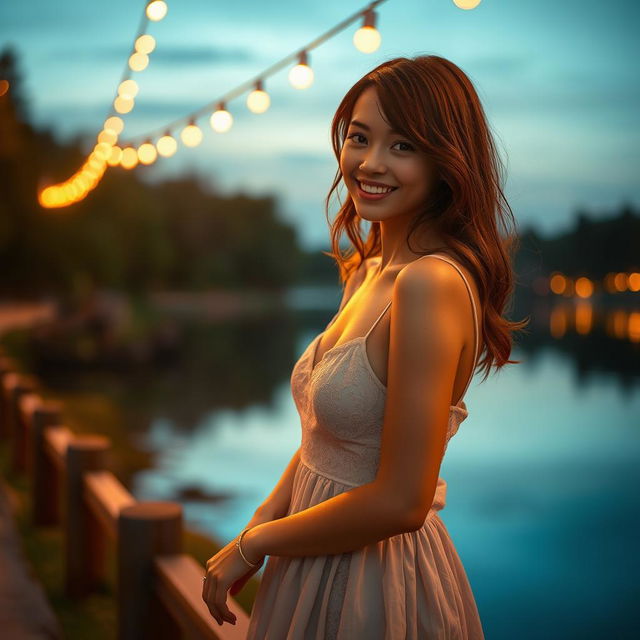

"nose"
[358, 144, 388, 175]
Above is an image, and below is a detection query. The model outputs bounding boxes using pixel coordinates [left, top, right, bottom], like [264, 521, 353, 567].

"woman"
[202, 54, 528, 639]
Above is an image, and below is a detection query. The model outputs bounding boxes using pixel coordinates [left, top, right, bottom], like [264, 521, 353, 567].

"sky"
[1, 0, 638, 249]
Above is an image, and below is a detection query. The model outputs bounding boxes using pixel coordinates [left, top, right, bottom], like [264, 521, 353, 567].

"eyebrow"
[348, 119, 402, 135]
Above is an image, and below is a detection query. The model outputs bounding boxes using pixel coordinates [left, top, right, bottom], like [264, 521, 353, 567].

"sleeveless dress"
[246, 253, 485, 639]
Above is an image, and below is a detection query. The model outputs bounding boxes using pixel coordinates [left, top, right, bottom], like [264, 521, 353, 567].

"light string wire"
[38, 0, 391, 208]
[121, 0, 391, 147]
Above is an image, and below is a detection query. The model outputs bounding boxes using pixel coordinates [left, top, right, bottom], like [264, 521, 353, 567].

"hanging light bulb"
[181, 121, 203, 147]
[452, 0, 482, 9]
[289, 51, 314, 89]
[118, 79, 139, 99]
[104, 116, 124, 135]
[246, 79, 270, 114]
[98, 129, 118, 145]
[210, 102, 233, 132]
[93, 142, 112, 162]
[157, 133, 177, 157]
[129, 52, 149, 72]
[114, 95, 134, 114]
[146, 1, 168, 21]
[135, 34, 156, 54]
[121, 147, 139, 169]
[353, 9, 381, 53]
[107, 146, 123, 166]
[138, 141, 158, 165]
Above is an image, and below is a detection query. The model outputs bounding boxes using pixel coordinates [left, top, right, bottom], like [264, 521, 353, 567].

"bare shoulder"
[394, 255, 470, 309]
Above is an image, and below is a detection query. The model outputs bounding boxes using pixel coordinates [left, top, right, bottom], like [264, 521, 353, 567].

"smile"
[356, 180, 398, 200]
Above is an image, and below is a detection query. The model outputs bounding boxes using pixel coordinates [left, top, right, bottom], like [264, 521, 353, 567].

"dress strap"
[364, 299, 393, 339]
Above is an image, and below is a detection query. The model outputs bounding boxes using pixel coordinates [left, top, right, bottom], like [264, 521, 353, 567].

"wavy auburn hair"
[323, 55, 529, 382]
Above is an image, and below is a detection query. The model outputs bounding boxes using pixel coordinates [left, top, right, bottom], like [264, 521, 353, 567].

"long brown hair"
[323, 55, 529, 382]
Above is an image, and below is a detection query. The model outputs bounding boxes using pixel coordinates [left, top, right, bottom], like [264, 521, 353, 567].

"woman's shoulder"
[394, 253, 479, 319]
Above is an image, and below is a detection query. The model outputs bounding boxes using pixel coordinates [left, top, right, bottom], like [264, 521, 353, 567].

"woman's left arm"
[244, 257, 469, 561]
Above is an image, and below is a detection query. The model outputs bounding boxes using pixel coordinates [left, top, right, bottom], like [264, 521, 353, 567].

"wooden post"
[0, 355, 19, 439]
[117, 502, 183, 640]
[30, 400, 63, 526]
[64, 435, 110, 597]
[5, 373, 39, 474]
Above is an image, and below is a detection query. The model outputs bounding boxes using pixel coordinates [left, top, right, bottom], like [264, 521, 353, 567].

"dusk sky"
[1, 0, 638, 249]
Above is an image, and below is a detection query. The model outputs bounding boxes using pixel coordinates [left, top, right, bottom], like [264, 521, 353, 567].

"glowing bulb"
[98, 129, 118, 145]
[129, 52, 149, 72]
[107, 146, 123, 166]
[247, 88, 270, 114]
[452, 0, 482, 9]
[114, 95, 134, 114]
[156, 135, 177, 157]
[353, 27, 381, 53]
[93, 142, 112, 161]
[146, 1, 168, 21]
[137, 142, 157, 165]
[180, 123, 203, 147]
[210, 104, 233, 132]
[289, 62, 314, 89]
[121, 147, 139, 169]
[353, 10, 381, 53]
[104, 116, 124, 134]
[135, 34, 156, 54]
[118, 79, 139, 99]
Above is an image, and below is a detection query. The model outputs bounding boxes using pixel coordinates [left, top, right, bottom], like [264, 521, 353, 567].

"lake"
[10, 287, 640, 639]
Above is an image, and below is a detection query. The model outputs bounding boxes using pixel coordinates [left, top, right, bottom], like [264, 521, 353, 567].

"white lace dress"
[246, 254, 485, 639]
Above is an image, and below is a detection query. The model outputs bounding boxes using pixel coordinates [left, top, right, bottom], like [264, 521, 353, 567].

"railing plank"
[83, 470, 136, 538]
[155, 554, 250, 640]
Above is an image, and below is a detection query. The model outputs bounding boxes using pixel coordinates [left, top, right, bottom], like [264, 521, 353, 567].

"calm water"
[18, 289, 640, 639]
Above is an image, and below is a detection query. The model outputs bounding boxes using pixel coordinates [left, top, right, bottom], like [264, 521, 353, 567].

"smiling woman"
[203, 54, 528, 640]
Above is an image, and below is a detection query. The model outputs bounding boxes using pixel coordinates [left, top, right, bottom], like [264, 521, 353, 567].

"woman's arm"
[253, 447, 301, 520]
[242, 257, 469, 561]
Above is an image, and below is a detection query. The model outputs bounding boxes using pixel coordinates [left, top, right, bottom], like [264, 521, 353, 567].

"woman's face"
[339, 86, 439, 223]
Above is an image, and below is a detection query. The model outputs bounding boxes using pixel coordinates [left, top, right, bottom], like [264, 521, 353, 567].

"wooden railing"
[0, 349, 251, 640]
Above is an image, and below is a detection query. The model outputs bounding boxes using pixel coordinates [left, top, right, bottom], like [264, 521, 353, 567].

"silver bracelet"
[236, 526, 262, 568]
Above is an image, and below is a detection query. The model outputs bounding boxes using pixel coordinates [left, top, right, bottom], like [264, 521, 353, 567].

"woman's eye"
[347, 133, 366, 144]
[346, 133, 413, 152]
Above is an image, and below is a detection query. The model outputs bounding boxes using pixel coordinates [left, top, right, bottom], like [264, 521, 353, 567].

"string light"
[146, 1, 168, 21]
[121, 147, 139, 169]
[353, 9, 381, 53]
[135, 34, 156, 54]
[138, 141, 158, 164]
[288, 51, 314, 90]
[107, 146, 123, 166]
[129, 52, 149, 72]
[452, 0, 482, 9]
[118, 79, 139, 99]
[210, 102, 233, 133]
[39, 0, 404, 208]
[246, 79, 270, 114]
[156, 133, 178, 157]
[181, 121, 203, 147]
[114, 94, 134, 114]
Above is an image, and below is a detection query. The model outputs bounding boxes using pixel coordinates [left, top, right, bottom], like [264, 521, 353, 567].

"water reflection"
[13, 286, 640, 639]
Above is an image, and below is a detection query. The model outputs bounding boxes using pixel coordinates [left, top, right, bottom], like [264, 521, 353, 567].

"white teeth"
[359, 181, 394, 194]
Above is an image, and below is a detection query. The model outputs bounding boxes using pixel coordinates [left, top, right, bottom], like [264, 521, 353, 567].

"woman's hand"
[201, 504, 281, 626]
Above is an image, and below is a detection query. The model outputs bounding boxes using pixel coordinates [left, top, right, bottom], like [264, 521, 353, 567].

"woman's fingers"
[203, 574, 223, 625]
[215, 582, 236, 624]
